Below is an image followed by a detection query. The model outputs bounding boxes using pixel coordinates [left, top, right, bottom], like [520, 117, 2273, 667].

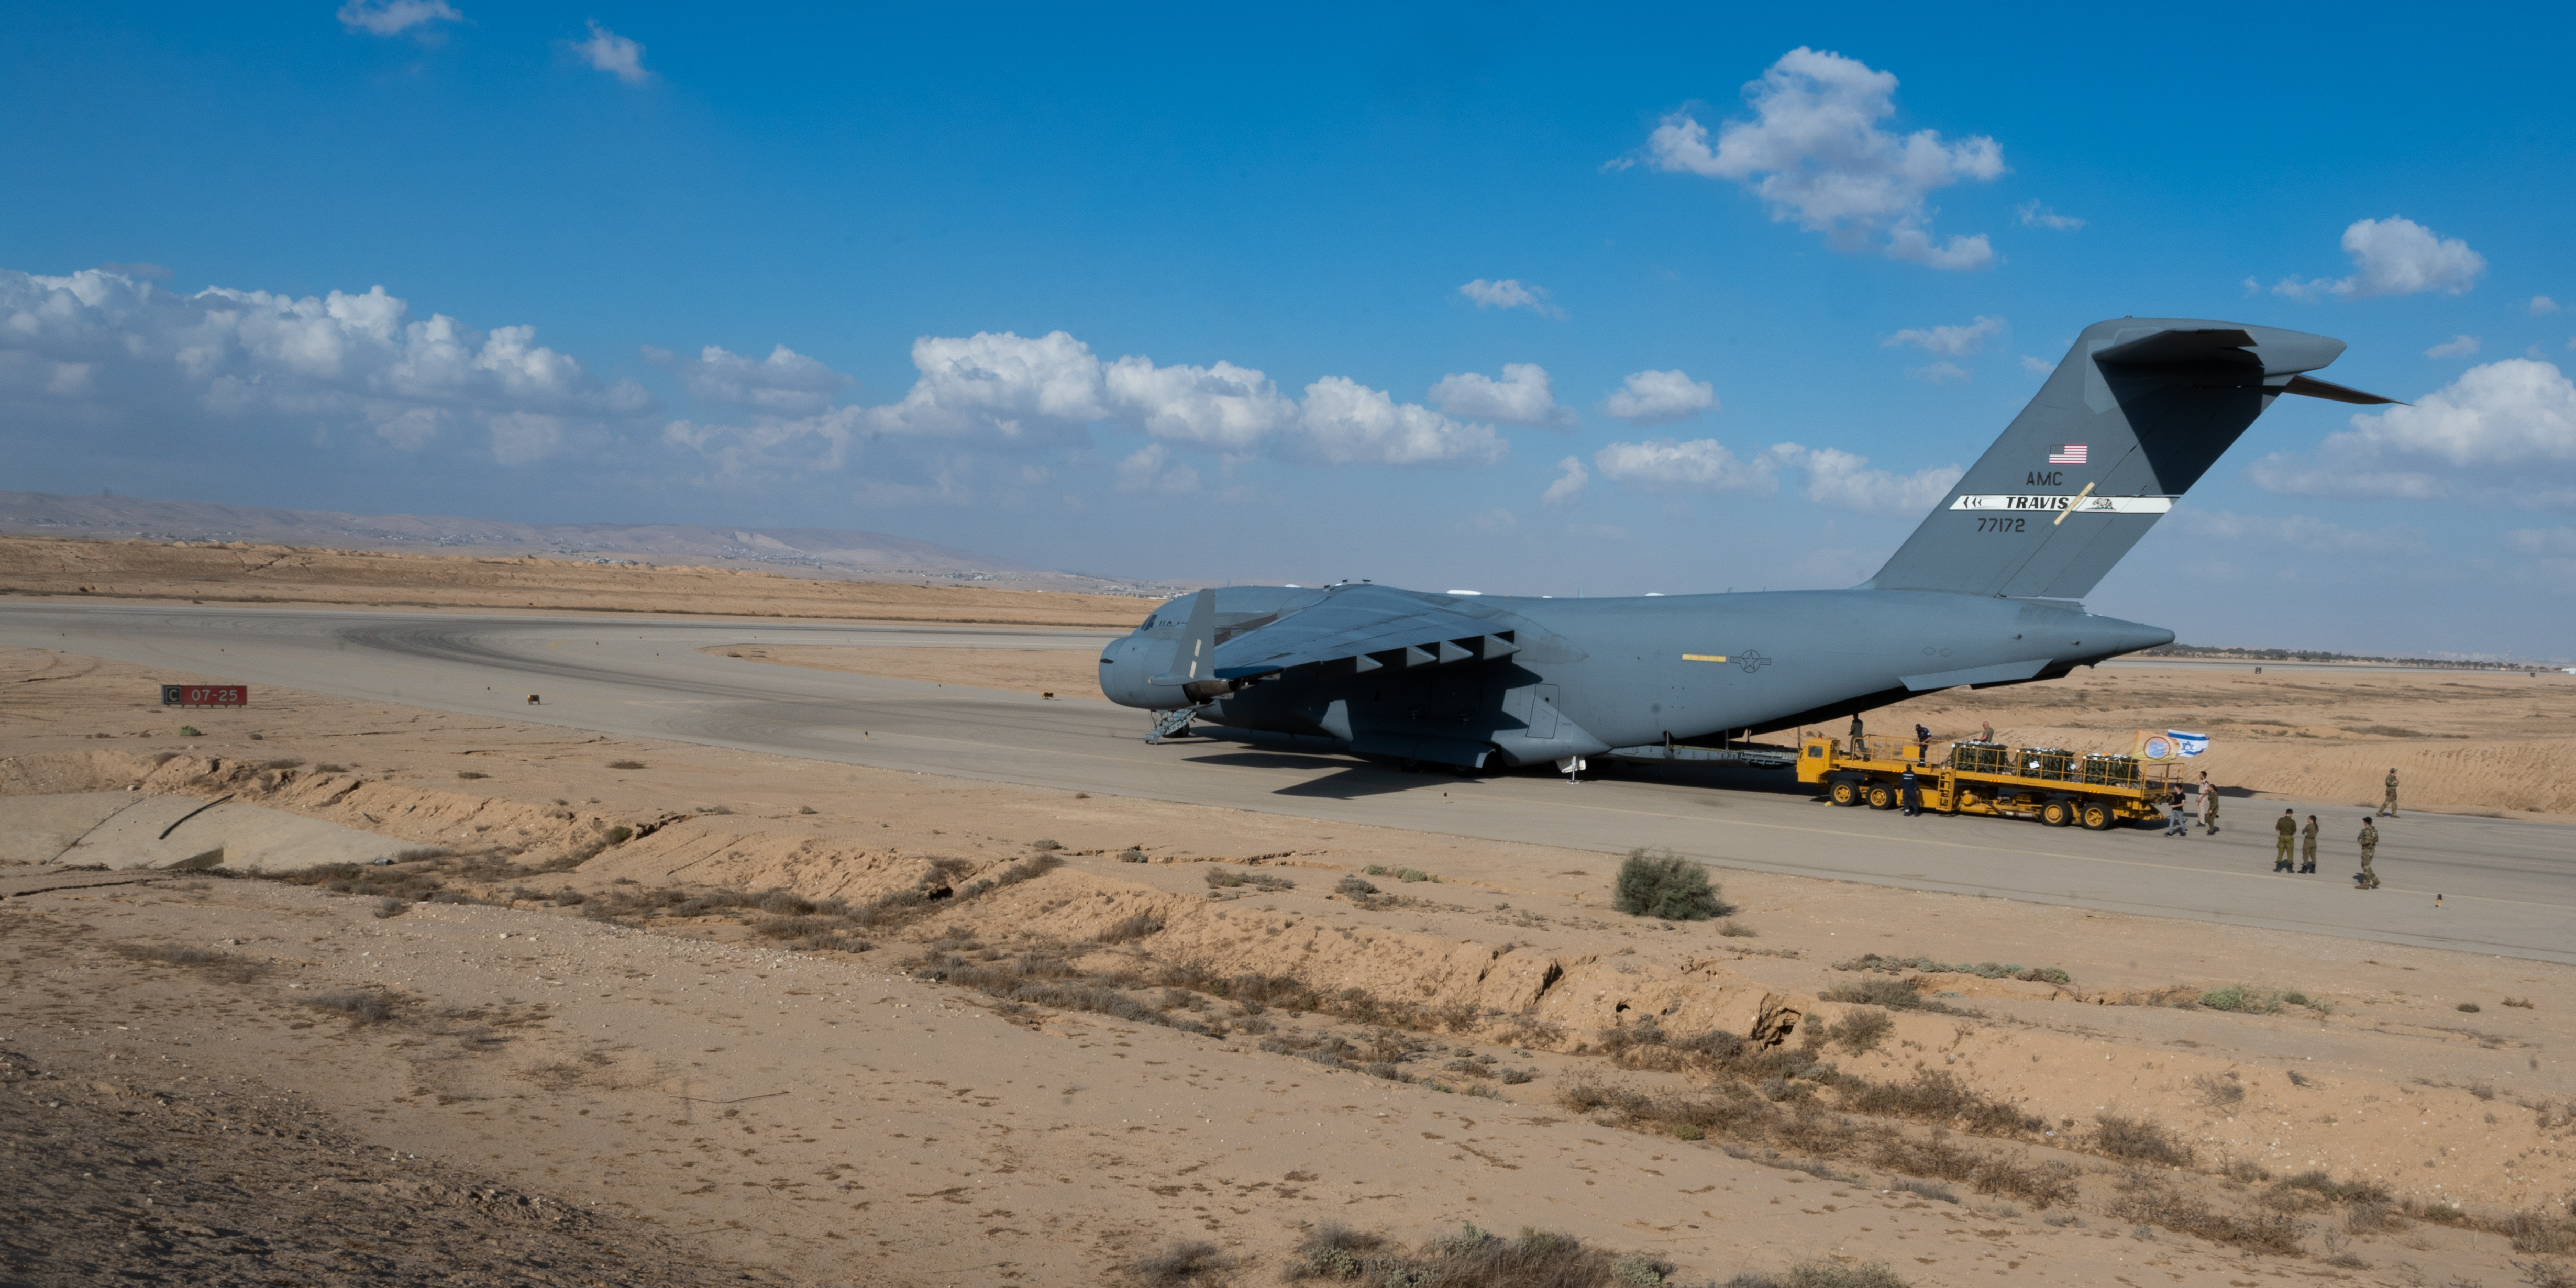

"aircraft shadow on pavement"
[1266, 765, 1450, 800]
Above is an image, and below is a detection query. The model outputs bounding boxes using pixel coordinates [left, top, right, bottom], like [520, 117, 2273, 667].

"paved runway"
[7, 602, 2569, 964]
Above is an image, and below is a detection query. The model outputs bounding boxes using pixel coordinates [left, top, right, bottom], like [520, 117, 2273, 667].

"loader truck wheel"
[1830, 780, 1863, 807]
[2040, 798, 2074, 827]
[1866, 782, 1897, 810]
[2080, 801, 2113, 830]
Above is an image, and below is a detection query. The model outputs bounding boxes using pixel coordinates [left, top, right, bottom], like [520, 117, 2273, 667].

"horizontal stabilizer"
[2091, 328, 2260, 365]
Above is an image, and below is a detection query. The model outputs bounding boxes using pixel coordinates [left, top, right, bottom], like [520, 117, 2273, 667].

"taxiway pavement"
[6, 602, 2567, 963]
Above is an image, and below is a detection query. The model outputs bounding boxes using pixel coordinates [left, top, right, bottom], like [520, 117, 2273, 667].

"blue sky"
[4, 3, 2572, 658]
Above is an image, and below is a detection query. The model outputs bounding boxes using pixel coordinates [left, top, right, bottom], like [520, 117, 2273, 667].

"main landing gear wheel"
[2080, 802, 2113, 830]
[1866, 782, 1898, 810]
[1829, 781, 1863, 807]
[2040, 799, 2074, 827]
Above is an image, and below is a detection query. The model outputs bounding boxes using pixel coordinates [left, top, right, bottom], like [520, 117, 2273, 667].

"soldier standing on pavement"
[2356, 817, 2382, 889]
[2380, 768, 2400, 817]
[2197, 772, 2220, 834]
[2299, 815, 2319, 873]
[2274, 809, 2297, 872]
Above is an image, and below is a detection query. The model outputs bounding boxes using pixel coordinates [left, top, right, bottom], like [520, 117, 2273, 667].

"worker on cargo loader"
[1848, 713, 1865, 755]
[1914, 724, 1931, 761]
[2274, 809, 2297, 872]
[2356, 817, 2382, 889]
[2299, 815, 2319, 873]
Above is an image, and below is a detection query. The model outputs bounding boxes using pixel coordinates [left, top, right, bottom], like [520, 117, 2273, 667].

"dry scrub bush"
[2092, 1113, 2195, 1167]
[2508, 1210, 2576, 1255]
[1127, 1239, 1231, 1286]
[1611, 849, 1728, 921]
[2192, 1072, 2246, 1108]
[112, 942, 267, 984]
[1823, 1009, 1893, 1055]
[1204, 869, 1293, 892]
[1094, 912, 1165, 943]
[2106, 1171, 2306, 1254]
[305, 990, 397, 1024]
[1282, 1222, 1673, 1287]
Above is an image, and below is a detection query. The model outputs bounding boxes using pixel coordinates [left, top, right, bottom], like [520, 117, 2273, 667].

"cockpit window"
[1139, 614, 1159, 630]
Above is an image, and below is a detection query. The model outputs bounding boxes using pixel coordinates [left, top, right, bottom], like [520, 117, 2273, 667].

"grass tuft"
[2093, 1113, 2194, 1167]
[306, 989, 397, 1024]
[1127, 1239, 1231, 1286]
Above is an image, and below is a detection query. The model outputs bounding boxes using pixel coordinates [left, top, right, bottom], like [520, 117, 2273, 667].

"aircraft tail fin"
[1864, 318, 2396, 600]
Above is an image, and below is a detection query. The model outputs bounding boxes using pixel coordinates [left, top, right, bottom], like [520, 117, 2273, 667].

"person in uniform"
[1898, 764, 1920, 816]
[2274, 809, 2297, 872]
[2380, 768, 2400, 817]
[1980, 720, 1995, 744]
[2197, 773, 2219, 834]
[1914, 723, 1932, 762]
[2356, 817, 2381, 889]
[2299, 815, 2319, 873]
[1849, 713, 1866, 756]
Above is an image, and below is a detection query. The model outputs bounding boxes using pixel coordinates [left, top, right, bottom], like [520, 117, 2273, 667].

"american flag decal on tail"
[2048, 443, 2087, 465]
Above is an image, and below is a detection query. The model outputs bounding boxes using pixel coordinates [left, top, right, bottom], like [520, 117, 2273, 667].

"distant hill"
[0, 491, 1174, 596]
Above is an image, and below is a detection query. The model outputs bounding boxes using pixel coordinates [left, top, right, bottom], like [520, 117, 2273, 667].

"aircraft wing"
[1211, 584, 1521, 680]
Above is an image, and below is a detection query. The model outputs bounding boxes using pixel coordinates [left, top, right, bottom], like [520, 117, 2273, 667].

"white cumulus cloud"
[1602, 369, 1717, 426]
[2425, 335, 2482, 360]
[1457, 279, 1563, 319]
[2273, 217, 2486, 301]
[1768, 444, 1963, 516]
[1590, 437, 1959, 516]
[1431, 363, 1576, 429]
[1290, 376, 1505, 466]
[1104, 356, 1296, 451]
[573, 20, 650, 84]
[2249, 358, 2576, 506]
[337, 0, 462, 37]
[654, 343, 850, 416]
[1884, 315, 2004, 356]
[1540, 456, 1588, 506]
[0, 266, 649, 465]
[1906, 361, 1971, 384]
[2532, 296, 2561, 317]
[2016, 201, 2083, 231]
[1638, 47, 2003, 270]
[1114, 442, 1201, 496]
[1593, 438, 1776, 495]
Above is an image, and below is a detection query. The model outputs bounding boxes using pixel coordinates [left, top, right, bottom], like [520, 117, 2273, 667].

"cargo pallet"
[1794, 734, 2180, 829]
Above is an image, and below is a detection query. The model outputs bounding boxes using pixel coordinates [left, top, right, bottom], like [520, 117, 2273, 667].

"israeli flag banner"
[2167, 730, 2210, 758]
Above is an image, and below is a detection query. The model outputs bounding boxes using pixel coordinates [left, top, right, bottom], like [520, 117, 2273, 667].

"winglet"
[2281, 374, 2405, 406]
[1148, 589, 1217, 686]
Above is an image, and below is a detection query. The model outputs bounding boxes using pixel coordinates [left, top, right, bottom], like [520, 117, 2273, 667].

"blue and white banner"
[2166, 730, 2209, 758]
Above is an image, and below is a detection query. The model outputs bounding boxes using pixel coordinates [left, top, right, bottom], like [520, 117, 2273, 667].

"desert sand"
[6, 641, 2573, 1287]
[0, 534, 1157, 629]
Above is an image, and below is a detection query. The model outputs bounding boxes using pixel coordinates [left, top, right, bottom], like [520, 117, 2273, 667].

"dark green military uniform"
[2357, 819, 2380, 889]
[2299, 817, 2318, 873]
[2381, 770, 2400, 817]
[2274, 811, 2297, 871]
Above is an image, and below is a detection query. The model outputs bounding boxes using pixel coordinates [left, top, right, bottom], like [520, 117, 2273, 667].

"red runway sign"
[161, 684, 247, 707]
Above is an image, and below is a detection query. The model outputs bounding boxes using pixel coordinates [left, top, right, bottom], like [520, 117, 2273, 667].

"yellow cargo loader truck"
[1796, 734, 2177, 829]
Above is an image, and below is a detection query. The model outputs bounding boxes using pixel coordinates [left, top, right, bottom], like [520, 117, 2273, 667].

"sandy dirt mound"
[0, 535, 1154, 627]
[705, 642, 1106, 699]
[0, 1029, 769, 1285]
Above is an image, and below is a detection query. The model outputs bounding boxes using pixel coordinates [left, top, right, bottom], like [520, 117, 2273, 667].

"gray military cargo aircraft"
[1097, 317, 2393, 771]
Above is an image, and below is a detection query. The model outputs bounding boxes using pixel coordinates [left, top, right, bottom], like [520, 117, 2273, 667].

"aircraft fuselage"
[1097, 586, 2172, 767]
